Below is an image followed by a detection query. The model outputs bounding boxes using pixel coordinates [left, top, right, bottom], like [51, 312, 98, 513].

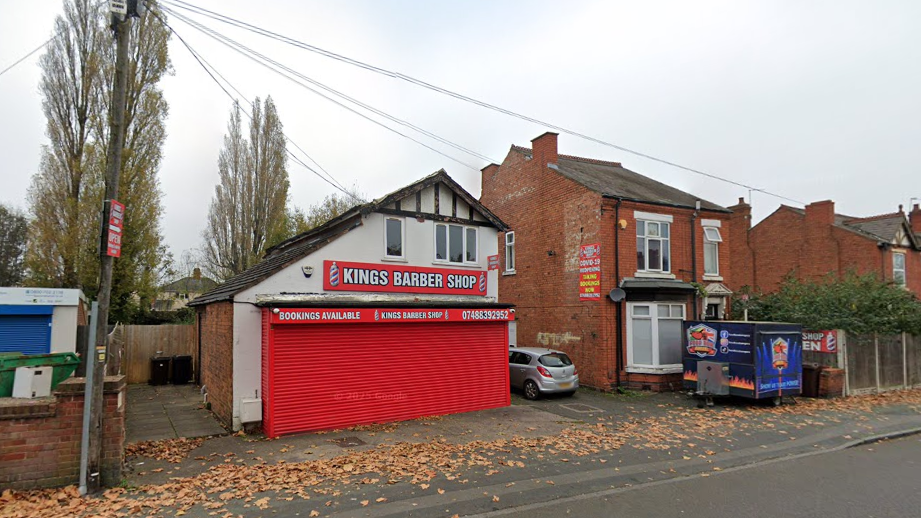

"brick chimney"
[531, 132, 559, 167]
[911, 203, 921, 235]
[193, 267, 202, 280]
[804, 200, 835, 227]
[728, 197, 754, 289]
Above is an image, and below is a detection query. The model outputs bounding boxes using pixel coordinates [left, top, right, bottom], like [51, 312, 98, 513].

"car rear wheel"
[523, 380, 540, 400]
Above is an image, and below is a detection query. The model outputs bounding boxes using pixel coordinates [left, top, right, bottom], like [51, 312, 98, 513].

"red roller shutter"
[263, 320, 509, 437]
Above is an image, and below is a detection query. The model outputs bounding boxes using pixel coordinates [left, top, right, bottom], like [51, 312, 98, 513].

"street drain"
[559, 403, 604, 414]
[331, 436, 366, 448]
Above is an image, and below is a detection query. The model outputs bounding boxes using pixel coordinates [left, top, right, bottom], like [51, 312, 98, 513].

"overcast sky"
[1, 1, 919, 261]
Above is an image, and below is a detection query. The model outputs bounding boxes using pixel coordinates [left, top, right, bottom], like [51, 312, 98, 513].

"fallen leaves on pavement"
[3, 388, 920, 518]
[125, 437, 205, 464]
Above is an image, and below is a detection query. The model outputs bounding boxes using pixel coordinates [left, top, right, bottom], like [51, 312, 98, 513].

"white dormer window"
[435, 223, 477, 265]
[384, 217, 404, 259]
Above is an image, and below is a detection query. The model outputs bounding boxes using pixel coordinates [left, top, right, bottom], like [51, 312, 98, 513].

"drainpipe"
[691, 201, 700, 319]
[614, 198, 622, 389]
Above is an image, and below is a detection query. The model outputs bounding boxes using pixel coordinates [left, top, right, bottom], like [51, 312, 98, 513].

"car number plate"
[558, 382, 572, 389]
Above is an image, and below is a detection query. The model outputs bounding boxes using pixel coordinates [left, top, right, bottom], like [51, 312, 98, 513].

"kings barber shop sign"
[323, 260, 487, 296]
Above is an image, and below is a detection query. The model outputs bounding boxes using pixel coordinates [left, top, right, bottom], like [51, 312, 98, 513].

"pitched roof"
[265, 169, 507, 257]
[190, 170, 508, 307]
[189, 216, 362, 307]
[510, 146, 730, 213]
[783, 206, 919, 248]
[160, 276, 217, 294]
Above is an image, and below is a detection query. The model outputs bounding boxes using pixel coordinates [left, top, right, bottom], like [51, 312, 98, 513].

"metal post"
[79, 302, 98, 496]
[874, 333, 881, 393]
[87, 13, 131, 493]
[839, 330, 850, 396]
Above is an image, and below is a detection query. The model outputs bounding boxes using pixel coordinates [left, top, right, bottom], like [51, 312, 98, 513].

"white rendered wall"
[231, 302, 262, 430]
[50, 306, 78, 353]
[228, 211, 501, 430]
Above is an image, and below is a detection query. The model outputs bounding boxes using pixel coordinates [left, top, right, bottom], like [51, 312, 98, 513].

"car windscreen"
[538, 353, 572, 367]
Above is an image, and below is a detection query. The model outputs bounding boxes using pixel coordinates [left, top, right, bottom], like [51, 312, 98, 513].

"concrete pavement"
[125, 384, 226, 443]
[112, 388, 921, 518]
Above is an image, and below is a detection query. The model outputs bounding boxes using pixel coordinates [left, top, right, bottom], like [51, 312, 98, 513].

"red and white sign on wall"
[578, 243, 601, 301]
[270, 307, 514, 324]
[803, 330, 838, 353]
[487, 254, 500, 270]
[106, 199, 125, 258]
[323, 260, 488, 296]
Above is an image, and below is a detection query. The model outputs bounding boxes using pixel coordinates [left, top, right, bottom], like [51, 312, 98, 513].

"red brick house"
[480, 133, 733, 391]
[729, 199, 921, 295]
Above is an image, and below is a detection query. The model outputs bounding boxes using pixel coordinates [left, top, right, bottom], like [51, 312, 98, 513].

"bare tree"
[26, 0, 172, 323]
[203, 97, 289, 280]
[26, 0, 105, 288]
[0, 204, 28, 286]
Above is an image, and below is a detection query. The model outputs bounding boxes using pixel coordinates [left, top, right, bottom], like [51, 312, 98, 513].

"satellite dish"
[608, 288, 626, 302]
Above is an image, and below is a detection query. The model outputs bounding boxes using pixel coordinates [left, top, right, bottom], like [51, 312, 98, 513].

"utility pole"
[85, 4, 132, 493]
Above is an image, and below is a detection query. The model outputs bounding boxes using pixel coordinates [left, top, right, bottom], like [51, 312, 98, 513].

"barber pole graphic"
[478, 272, 486, 293]
[826, 332, 837, 352]
[329, 262, 340, 287]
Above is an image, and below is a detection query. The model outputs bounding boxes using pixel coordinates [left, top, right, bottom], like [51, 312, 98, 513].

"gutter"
[601, 194, 731, 214]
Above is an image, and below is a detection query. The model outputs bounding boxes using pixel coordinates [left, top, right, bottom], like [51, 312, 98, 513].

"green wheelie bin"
[0, 352, 81, 397]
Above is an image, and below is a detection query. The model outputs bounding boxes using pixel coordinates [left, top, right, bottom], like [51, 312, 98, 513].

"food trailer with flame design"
[683, 321, 803, 406]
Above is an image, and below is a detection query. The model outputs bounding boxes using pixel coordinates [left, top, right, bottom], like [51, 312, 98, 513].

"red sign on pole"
[106, 200, 125, 258]
[802, 330, 838, 353]
[579, 243, 601, 301]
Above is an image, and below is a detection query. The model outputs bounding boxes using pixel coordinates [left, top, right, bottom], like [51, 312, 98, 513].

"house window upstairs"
[637, 220, 671, 273]
[893, 252, 906, 287]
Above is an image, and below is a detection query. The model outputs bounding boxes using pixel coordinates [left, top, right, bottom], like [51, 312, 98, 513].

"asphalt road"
[477, 435, 921, 518]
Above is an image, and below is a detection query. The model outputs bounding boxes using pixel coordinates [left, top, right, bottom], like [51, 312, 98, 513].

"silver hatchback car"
[509, 347, 579, 400]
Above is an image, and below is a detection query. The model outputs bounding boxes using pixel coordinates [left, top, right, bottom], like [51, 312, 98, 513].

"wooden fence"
[806, 331, 921, 395]
[116, 325, 198, 384]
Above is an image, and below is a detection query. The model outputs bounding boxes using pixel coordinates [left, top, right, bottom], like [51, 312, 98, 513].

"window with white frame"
[893, 252, 906, 286]
[627, 303, 686, 370]
[435, 223, 477, 264]
[636, 220, 670, 272]
[703, 226, 722, 276]
[505, 231, 515, 272]
[384, 217, 404, 258]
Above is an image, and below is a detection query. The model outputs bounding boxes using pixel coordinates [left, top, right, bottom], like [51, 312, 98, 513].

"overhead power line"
[162, 0, 806, 206]
[159, 4, 495, 170]
[150, 9, 360, 201]
[0, 0, 109, 79]
[0, 37, 53, 78]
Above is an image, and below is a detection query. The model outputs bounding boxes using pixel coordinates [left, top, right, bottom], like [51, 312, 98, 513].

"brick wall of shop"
[197, 302, 234, 427]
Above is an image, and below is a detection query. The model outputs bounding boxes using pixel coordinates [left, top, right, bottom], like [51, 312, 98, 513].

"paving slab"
[125, 384, 227, 444]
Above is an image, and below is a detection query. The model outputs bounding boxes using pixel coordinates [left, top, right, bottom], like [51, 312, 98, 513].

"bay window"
[627, 303, 685, 371]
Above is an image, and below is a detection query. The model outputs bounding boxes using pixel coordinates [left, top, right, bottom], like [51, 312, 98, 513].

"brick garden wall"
[197, 302, 234, 427]
[0, 376, 125, 490]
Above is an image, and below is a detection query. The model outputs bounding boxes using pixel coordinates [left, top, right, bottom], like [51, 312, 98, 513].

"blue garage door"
[0, 306, 53, 355]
